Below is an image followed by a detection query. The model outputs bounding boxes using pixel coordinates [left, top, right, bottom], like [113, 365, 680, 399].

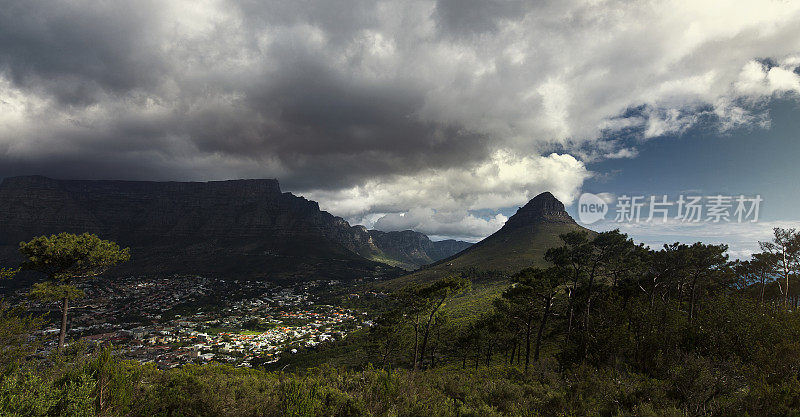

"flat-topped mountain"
[0, 176, 466, 281]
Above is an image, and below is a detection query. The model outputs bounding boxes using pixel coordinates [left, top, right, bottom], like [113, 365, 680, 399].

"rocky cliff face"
[368, 230, 472, 269]
[427, 238, 475, 261]
[499, 191, 576, 231]
[0, 176, 392, 280]
[0, 175, 477, 278]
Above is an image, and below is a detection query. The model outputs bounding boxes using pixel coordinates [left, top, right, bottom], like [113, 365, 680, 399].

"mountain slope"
[434, 192, 586, 271]
[383, 192, 592, 316]
[0, 176, 399, 281]
[367, 230, 473, 270]
[395, 192, 589, 282]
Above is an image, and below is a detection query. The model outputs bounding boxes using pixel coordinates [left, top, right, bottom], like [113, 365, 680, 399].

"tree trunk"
[381, 340, 393, 369]
[585, 264, 598, 329]
[419, 299, 444, 370]
[412, 319, 420, 371]
[58, 297, 69, 352]
[474, 338, 480, 370]
[785, 269, 790, 309]
[688, 275, 698, 324]
[565, 288, 575, 347]
[534, 295, 552, 362]
[524, 314, 533, 374]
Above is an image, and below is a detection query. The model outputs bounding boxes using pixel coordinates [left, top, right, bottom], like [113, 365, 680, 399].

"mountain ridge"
[386, 192, 590, 291]
[421, 191, 584, 271]
[381, 191, 591, 318]
[0, 176, 466, 280]
[367, 229, 473, 270]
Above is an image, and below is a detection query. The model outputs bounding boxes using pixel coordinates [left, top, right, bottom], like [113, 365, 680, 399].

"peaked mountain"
[367, 230, 473, 270]
[390, 192, 591, 286]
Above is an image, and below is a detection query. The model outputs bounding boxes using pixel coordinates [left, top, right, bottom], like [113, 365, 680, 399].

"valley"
[4, 274, 385, 369]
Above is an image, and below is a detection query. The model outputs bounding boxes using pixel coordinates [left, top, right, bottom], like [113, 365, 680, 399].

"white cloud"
[371, 208, 508, 241]
[3, 0, 800, 239]
[303, 151, 589, 238]
[735, 59, 800, 97]
[603, 148, 638, 159]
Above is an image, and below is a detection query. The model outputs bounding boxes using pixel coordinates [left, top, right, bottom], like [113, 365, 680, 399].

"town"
[10, 275, 383, 369]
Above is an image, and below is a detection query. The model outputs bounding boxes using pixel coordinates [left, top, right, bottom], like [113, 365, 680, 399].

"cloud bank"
[1, 0, 800, 238]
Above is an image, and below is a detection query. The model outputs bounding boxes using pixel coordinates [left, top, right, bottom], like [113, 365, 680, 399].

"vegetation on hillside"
[2, 228, 800, 415]
[390, 222, 588, 288]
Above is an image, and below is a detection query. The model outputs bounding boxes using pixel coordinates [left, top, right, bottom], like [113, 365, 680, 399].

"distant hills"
[367, 230, 473, 270]
[0, 176, 470, 281]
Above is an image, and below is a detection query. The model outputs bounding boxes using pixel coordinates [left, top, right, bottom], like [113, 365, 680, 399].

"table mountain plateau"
[0, 176, 470, 281]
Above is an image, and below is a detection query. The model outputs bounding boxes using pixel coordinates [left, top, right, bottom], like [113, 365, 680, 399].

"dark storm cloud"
[1, 0, 800, 239]
[0, 0, 494, 191]
[434, 0, 526, 37]
[0, 1, 165, 105]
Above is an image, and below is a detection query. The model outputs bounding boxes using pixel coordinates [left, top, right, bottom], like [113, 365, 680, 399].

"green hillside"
[381, 192, 591, 317]
[391, 222, 588, 285]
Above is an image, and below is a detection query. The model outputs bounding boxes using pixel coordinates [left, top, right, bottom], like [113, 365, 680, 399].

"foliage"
[18, 233, 130, 352]
[5, 229, 800, 415]
[19, 233, 130, 283]
[0, 268, 18, 280]
[28, 281, 86, 303]
[0, 302, 44, 375]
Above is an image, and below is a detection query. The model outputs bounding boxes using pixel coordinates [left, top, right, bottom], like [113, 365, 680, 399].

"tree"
[415, 277, 470, 370]
[649, 243, 689, 305]
[396, 284, 431, 370]
[759, 228, 800, 308]
[367, 304, 406, 369]
[546, 230, 635, 360]
[582, 231, 634, 330]
[545, 231, 591, 345]
[734, 254, 775, 305]
[500, 267, 566, 373]
[19, 233, 130, 352]
[0, 267, 45, 373]
[683, 243, 729, 323]
[0, 268, 18, 280]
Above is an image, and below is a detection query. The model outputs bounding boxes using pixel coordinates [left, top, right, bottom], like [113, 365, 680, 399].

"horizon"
[3, 1, 800, 255]
[0, 173, 785, 256]
[4, 3, 800, 414]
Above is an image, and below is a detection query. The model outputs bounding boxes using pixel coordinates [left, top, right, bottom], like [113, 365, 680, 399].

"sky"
[1, 0, 799, 256]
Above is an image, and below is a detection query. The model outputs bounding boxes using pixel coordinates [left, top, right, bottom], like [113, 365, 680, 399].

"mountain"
[367, 230, 473, 270]
[0, 176, 472, 281]
[385, 192, 592, 310]
[0, 176, 400, 281]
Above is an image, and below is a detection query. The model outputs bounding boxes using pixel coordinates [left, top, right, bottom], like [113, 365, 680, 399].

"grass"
[445, 281, 508, 322]
[366, 254, 413, 270]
